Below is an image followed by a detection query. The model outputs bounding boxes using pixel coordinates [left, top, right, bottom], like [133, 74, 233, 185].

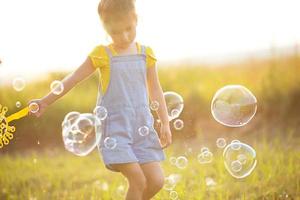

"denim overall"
[96, 45, 165, 172]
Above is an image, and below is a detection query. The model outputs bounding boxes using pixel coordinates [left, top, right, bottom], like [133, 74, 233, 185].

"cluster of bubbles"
[169, 156, 188, 169]
[61, 111, 102, 156]
[210, 85, 258, 178]
[223, 140, 257, 179]
[197, 147, 213, 164]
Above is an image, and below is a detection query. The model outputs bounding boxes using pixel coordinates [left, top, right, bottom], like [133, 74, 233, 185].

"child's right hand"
[28, 99, 48, 117]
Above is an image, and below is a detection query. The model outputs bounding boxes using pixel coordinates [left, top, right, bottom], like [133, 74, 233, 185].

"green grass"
[0, 132, 299, 200]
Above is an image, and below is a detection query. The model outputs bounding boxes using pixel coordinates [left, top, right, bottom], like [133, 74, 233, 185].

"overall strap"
[140, 45, 146, 55]
[104, 46, 113, 59]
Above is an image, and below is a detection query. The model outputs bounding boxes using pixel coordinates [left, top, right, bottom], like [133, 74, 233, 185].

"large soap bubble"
[211, 85, 257, 127]
[62, 112, 102, 156]
[223, 142, 257, 179]
[164, 91, 184, 121]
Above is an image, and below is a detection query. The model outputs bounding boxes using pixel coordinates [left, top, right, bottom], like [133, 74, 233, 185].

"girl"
[29, 0, 172, 199]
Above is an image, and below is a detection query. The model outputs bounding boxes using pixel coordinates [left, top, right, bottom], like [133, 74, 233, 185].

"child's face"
[105, 12, 137, 49]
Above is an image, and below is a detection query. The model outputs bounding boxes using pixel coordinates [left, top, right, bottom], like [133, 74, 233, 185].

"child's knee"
[128, 174, 147, 191]
[147, 175, 164, 191]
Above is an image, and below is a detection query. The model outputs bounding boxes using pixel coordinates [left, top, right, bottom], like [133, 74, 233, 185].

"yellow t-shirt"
[88, 42, 157, 95]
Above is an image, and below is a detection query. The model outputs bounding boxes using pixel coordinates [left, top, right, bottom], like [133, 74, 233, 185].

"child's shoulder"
[139, 43, 156, 61]
[89, 44, 109, 59]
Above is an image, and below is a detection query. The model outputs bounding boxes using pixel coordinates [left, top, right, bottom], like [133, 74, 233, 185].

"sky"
[0, 0, 300, 82]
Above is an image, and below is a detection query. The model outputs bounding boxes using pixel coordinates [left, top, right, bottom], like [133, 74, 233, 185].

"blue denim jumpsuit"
[96, 45, 165, 172]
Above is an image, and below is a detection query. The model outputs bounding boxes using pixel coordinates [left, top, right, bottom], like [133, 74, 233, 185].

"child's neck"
[111, 41, 137, 55]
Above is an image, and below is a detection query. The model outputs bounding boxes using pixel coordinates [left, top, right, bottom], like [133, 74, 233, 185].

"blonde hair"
[98, 0, 136, 26]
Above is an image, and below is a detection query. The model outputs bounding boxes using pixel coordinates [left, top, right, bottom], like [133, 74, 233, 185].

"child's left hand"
[159, 124, 172, 149]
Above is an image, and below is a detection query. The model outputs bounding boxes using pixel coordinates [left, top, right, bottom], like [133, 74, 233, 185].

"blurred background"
[0, 0, 299, 199]
[1, 0, 300, 152]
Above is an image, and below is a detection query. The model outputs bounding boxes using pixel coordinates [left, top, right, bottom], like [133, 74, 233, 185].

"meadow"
[0, 48, 300, 199]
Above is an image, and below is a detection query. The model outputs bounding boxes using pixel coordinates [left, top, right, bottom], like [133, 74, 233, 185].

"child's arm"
[29, 57, 96, 117]
[147, 65, 172, 148]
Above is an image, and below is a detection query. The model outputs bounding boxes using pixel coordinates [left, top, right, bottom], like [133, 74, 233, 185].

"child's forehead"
[104, 13, 137, 32]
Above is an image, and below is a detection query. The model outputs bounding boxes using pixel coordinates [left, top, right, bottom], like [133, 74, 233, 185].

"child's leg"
[111, 163, 147, 200]
[140, 162, 165, 200]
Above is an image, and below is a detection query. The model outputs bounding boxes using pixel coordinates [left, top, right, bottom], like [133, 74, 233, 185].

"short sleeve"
[88, 45, 109, 69]
[145, 46, 157, 68]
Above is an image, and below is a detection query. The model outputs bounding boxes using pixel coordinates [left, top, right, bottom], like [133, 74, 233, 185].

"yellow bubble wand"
[0, 104, 31, 148]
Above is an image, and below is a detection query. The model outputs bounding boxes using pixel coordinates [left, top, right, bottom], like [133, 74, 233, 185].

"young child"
[29, 0, 172, 199]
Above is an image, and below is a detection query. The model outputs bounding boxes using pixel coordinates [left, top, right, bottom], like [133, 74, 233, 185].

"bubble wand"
[0, 104, 32, 148]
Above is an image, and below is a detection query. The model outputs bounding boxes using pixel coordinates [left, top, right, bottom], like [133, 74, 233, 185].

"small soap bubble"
[16, 101, 21, 108]
[205, 177, 217, 187]
[29, 102, 39, 113]
[164, 176, 177, 191]
[216, 138, 227, 148]
[231, 160, 242, 172]
[170, 191, 178, 200]
[231, 140, 241, 150]
[138, 126, 149, 136]
[201, 147, 209, 153]
[12, 77, 26, 91]
[237, 154, 247, 165]
[211, 85, 257, 127]
[104, 137, 117, 149]
[164, 91, 184, 121]
[93, 106, 108, 120]
[169, 156, 177, 165]
[150, 101, 159, 111]
[173, 119, 184, 130]
[175, 156, 188, 169]
[50, 80, 64, 95]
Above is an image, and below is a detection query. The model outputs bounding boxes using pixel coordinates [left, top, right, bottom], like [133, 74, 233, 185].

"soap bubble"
[211, 85, 257, 127]
[150, 101, 159, 111]
[50, 80, 64, 95]
[205, 177, 217, 187]
[198, 151, 213, 164]
[104, 137, 117, 149]
[62, 112, 102, 156]
[237, 154, 247, 164]
[173, 119, 184, 130]
[201, 147, 209, 153]
[29, 102, 39, 113]
[164, 177, 176, 191]
[164, 91, 184, 121]
[12, 77, 26, 91]
[216, 138, 227, 148]
[230, 140, 241, 150]
[138, 126, 149, 136]
[223, 142, 257, 179]
[62, 112, 80, 128]
[169, 156, 177, 165]
[16, 101, 21, 108]
[164, 174, 181, 191]
[175, 156, 188, 169]
[170, 191, 178, 200]
[93, 106, 108, 120]
[231, 160, 242, 172]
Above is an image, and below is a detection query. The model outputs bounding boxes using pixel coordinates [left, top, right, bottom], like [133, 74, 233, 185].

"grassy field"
[0, 132, 299, 200]
[0, 49, 300, 199]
